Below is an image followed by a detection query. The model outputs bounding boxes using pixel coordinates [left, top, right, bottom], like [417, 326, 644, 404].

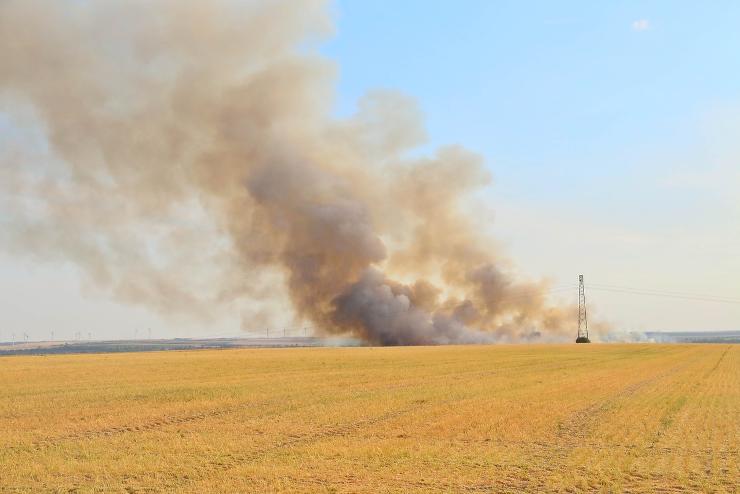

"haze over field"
[1, 1, 738, 342]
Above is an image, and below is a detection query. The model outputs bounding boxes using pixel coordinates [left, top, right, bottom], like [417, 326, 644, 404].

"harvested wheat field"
[1, 344, 738, 493]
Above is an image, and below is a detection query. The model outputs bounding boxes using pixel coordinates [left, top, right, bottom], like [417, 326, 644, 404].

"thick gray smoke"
[0, 0, 587, 345]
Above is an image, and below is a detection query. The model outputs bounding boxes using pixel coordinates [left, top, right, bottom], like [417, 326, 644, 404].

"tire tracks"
[164, 398, 433, 491]
[19, 373, 439, 451]
[553, 350, 698, 450]
[512, 349, 703, 488]
[23, 402, 257, 450]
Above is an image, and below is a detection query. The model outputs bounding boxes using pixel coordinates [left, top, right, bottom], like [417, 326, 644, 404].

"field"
[1, 344, 737, 493]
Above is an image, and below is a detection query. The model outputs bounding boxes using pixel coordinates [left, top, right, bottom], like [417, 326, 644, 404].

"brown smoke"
[0, 0, 581, 345]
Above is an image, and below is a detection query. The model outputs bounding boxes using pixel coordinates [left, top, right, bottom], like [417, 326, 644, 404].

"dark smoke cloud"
[0, 0, 589, 344]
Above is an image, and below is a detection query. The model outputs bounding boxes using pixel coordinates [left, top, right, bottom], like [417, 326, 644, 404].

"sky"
[1, 0, 739, 341]
[320, 0, 740, 334]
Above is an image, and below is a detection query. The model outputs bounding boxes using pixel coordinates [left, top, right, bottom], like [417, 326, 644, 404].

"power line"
[588, 282, 740, 302]
[588, 285, 740, 305]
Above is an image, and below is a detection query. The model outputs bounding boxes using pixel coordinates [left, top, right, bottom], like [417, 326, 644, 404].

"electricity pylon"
[576, 274, 590, 343]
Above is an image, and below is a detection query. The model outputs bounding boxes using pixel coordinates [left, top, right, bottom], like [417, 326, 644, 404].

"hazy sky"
[1, 1, 738, 341]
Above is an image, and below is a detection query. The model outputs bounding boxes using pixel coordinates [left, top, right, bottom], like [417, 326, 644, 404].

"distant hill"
[0, 337, 360, 356]
[645, 331, 740, 343]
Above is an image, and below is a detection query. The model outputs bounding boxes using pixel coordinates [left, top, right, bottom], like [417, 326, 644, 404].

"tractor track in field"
[20, 395, 384, 451]
[174, 350, 720, 493]
[172, 398, 434, 491]
[627, 344, 737, 494]
[693, 346, 737, 494]
[13, 355, 594, 453]
[13, 390, 437, 491]
[551, 350, 698, 450]
[275, 474, 524, 493]
[703, 345, 732, 379]
[455, 437, 739, 458]
[83, 398, 433, 493]
[621, 468, 739, 494]
[17, 370, 441, 451]
[503, 350, 705, 490]
[165, 354, 681, 491]
[23, 402, 251, 450]
[642, 345, 733, 452]
[6, 346, 734, 493]
[515, 346, 736, 494]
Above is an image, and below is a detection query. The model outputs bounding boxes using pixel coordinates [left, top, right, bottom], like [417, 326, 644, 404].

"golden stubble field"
[0, 344, 737, 493]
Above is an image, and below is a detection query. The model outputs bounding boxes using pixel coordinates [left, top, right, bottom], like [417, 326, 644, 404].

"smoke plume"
[0, 0, 581, 345]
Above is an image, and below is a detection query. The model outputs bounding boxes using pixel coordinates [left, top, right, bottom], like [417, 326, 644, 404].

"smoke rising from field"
[0, 0, 584, 344]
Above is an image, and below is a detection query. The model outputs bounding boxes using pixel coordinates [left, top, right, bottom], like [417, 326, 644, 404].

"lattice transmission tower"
[576, 274, 590, 343]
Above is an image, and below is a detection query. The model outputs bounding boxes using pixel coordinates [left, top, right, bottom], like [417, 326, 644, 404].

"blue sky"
[323, 1, 739, 196]
[321, 0, 740, 332]
[0, 1, 738, 341]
